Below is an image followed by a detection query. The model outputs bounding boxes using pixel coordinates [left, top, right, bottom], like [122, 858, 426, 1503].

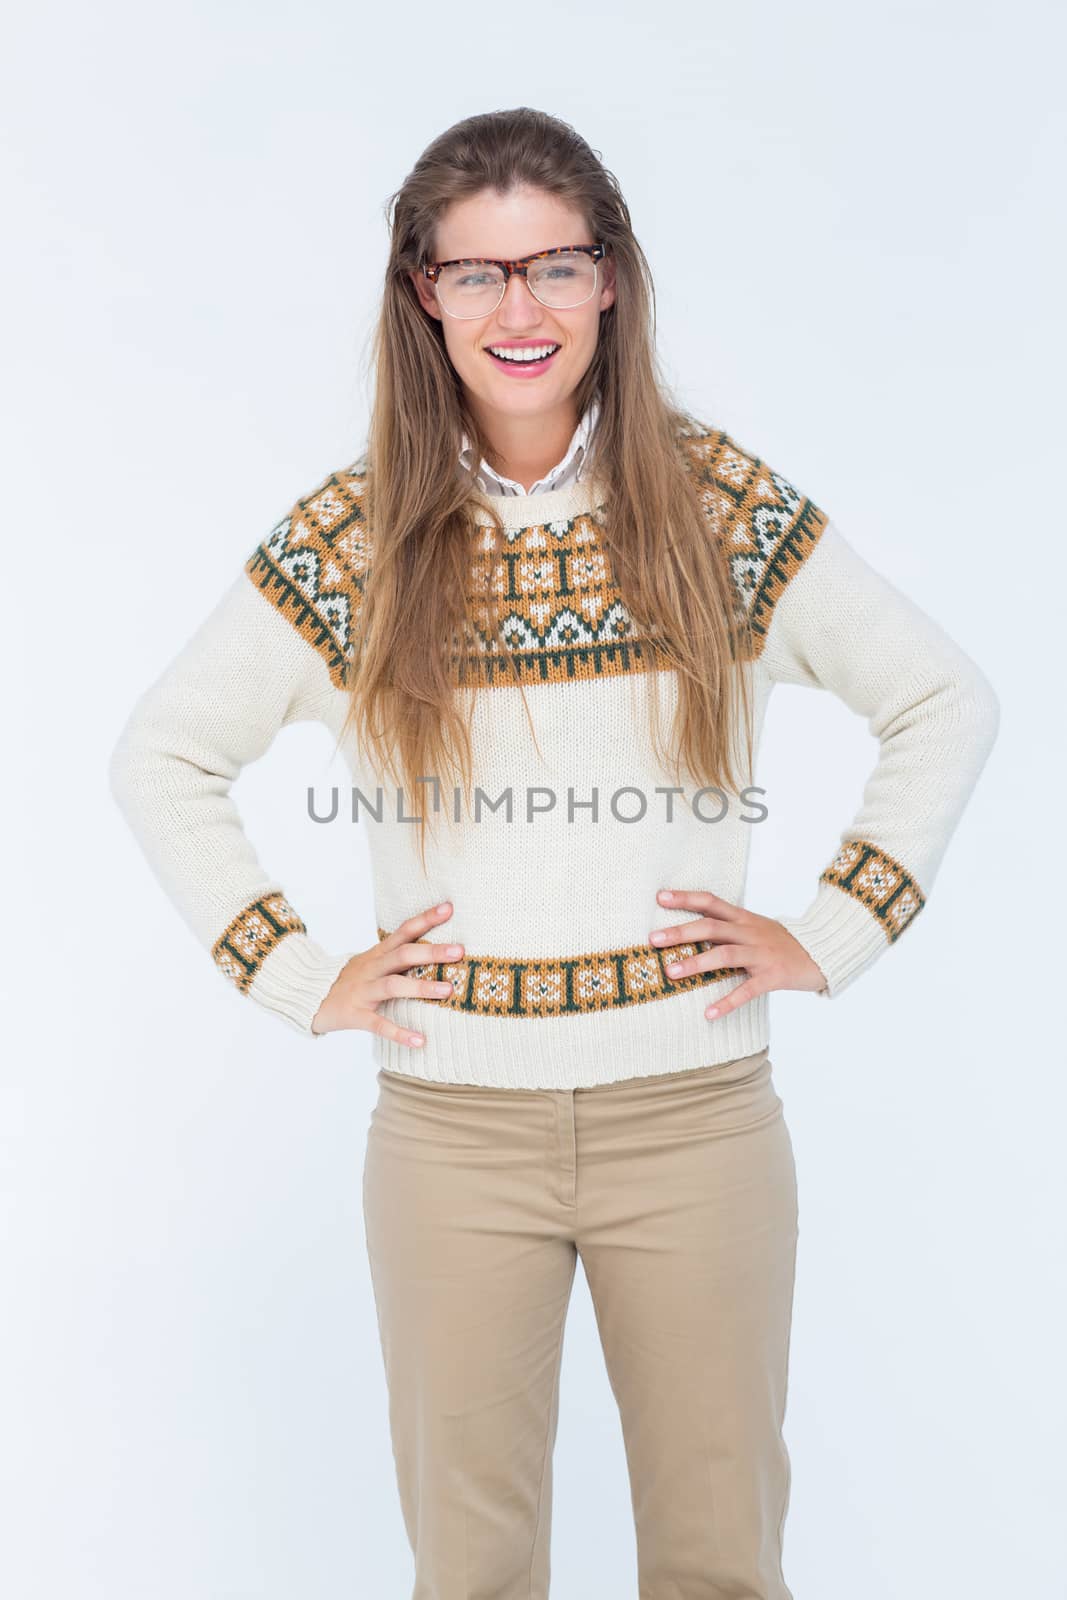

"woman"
[110, 107, 1000, 1598]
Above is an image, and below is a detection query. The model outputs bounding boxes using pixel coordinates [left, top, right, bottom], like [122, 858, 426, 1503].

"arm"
[762, 519, 1000, 998]
[108, 560, 357, 1037]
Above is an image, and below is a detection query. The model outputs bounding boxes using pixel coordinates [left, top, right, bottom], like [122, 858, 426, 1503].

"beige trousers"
[361, 1046, 799, 1600]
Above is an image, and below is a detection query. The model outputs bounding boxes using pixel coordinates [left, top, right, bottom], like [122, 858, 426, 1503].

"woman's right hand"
[310, 902, 464, 1047]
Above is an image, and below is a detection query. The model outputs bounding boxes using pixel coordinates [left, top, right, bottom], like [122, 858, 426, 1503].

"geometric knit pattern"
[819, 839, 926, 942]
[244, 457, 373, 692]
[456, 423, 829, 681]
[676, 419, 830, 649]
[241, 421, 829, 692]
[212, 893, 307, 993]
[376, 927, 746, 1018]
[462, 505, 660, 686]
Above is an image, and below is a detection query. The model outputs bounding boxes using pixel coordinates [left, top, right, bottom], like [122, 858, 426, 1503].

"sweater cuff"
[774, 878, 895, 999]
[248, 933, 356, 1038]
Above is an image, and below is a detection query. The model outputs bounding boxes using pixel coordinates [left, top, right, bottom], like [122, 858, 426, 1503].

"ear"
[409, 268, 442, 322]
[598, 253, 617, 313]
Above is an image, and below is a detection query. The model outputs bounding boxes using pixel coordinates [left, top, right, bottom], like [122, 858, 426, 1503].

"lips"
[484, 344, 561, 375]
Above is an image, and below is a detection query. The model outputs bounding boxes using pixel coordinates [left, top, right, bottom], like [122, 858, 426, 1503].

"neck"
[469, 399, 580, 492]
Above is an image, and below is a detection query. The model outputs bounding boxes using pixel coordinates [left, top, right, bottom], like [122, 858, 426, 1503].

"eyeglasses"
[422, 243, 606, 320]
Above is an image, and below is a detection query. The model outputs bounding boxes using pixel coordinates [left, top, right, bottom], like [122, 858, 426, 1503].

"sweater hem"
[366, 979, 771, 1090]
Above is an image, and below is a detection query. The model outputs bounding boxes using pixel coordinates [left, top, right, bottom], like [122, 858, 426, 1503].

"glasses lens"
[436, 262, 507, 318]
[434, 252, 598, 317]
[528, 252, 597, 308]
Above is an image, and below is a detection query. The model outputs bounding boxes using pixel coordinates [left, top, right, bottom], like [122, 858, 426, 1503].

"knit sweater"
[108, 418, 1000, 1089]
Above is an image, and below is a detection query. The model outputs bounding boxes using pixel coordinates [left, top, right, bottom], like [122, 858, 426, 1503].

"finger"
[704, 977, 767, 1020]
[391, 939, 465, 970]
[658, 888, 743, 919]
[651, 916, 739, 949]
[378, 902, 457, 954]
[663, 944, 750, 978]
[366, 973, 456, 1004]
[356, 1009, 428, 1049]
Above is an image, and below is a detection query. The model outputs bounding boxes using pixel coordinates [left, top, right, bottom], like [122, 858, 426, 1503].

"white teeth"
[487, 344, 559, 363]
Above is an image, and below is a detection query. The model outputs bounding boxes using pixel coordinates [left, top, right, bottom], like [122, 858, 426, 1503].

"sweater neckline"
[468, 474, 610, 529]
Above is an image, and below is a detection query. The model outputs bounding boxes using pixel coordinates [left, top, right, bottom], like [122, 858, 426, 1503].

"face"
[409, 185, 616, 432]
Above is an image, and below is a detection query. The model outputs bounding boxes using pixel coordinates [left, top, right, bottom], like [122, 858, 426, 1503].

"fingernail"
[408, 1033, 425, 1045]
[446, 944, 462, 956]
[666, 963, 682, 976]
[436, 903, 451, 913]
[705, 1007, 719, 1020]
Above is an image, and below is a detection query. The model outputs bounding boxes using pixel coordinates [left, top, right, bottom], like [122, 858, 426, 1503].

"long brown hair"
[340, 107, 755, 867]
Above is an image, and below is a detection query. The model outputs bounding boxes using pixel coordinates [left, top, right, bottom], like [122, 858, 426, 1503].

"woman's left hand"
[649, 887, 828, 1019]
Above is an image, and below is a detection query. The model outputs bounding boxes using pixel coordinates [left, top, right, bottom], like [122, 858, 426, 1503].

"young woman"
[110, 107, 1000, 1598]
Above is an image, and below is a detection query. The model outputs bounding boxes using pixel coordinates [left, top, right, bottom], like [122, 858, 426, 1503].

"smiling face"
[410, 185, 616, 446]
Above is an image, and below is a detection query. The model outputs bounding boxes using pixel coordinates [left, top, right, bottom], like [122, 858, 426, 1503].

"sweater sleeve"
[107, 560, 359, 1038]
[760, 518, 1000, 999]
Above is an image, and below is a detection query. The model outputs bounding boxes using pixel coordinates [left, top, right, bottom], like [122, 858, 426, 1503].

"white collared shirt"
[459, 397, 602, 496]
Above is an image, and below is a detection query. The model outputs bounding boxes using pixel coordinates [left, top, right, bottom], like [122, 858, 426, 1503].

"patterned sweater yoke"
[109, 418, 1000, 1088]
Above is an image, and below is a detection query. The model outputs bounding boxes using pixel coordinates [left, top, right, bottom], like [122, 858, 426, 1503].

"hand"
[649, 887, 828, 1020]
[310, 901, 464, 1047]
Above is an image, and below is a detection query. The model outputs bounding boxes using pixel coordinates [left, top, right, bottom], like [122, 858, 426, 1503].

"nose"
[494, 270, 545, 329]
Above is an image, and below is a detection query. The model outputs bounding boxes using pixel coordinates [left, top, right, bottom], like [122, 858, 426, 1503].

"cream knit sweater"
[108, 418, 1000, 1089]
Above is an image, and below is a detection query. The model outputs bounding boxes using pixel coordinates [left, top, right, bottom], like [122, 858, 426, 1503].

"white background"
[3, 1, 1064, 1595]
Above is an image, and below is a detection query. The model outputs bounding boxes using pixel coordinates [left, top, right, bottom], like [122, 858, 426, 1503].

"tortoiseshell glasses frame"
[421, 243, 607, 319]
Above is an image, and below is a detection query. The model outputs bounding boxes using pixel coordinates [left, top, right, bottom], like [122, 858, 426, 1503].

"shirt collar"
[459, 396, 602, 496]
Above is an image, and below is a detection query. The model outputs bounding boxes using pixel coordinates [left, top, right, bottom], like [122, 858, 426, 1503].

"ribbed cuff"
[774, 879, 892, 999]
[248, 932, 356, 1037]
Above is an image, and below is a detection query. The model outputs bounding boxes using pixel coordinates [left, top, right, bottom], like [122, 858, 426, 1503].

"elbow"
[107, 710, 151, 816]
[983, 681, 1000, 754]
[963, 663, 1000, 757]
[939, 660, 1000, 772]
[107, 725, 136, 815]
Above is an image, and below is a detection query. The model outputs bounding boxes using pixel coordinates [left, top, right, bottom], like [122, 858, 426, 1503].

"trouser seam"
[527, 1279, 568, 1598]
